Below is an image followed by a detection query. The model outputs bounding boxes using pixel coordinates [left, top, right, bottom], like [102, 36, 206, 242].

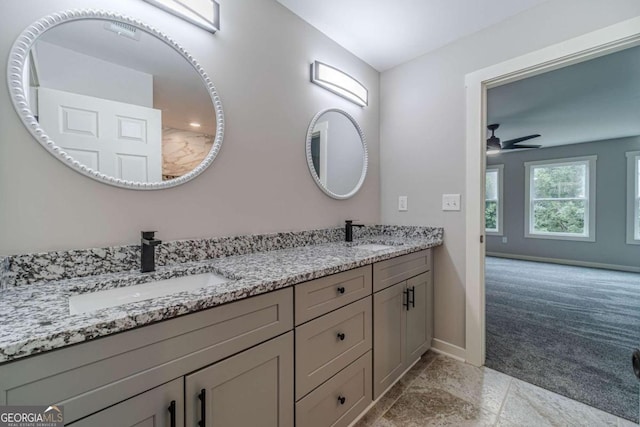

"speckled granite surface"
[0, 226, 443, 363]
[2, 225, 437, 287]
[0, 257, 10, 290]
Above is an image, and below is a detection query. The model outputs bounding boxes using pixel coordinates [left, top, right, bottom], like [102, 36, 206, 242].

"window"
[626, 151, 640, 244]
[524, 156, 596, 241]
[485, 165, 503, 235]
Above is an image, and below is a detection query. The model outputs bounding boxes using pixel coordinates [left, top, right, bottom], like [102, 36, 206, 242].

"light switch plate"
[442, 194, 461, 211]
[502, 236, 508, 243]
[398, 196, 408, 211]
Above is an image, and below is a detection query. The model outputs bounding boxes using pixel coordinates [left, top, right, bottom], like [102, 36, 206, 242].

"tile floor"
[355, 352, 639, 427]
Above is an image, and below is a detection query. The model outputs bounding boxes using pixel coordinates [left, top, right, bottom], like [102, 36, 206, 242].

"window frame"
[485, 164, 504, 236]
[626, 151, 640, 245]
[524, 155, 597, 242]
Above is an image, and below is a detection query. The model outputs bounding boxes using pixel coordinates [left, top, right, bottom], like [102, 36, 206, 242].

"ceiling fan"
[487, 123, 541, 152]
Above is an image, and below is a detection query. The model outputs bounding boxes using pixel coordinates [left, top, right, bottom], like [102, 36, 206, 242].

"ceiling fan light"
[487, 138, 501, 150]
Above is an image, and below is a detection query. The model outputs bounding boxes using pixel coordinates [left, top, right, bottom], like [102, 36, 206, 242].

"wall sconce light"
[143, 0, 220, 33]
[310, 61, 368, 107]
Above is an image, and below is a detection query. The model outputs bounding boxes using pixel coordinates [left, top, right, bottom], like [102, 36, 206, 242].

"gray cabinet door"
[69, 378, 183, 427]
[405, 272, 431, 367]
[185, 332, 294, 427]
[373, 282, 406, 399]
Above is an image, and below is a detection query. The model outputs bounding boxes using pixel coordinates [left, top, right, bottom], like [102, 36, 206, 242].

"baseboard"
[430, 338, 466, 361]
[486, 252, 640, 273]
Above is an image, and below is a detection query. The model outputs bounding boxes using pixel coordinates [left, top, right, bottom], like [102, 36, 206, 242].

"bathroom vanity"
[0, 6, 442, 427]
[0, 227, 441, 426]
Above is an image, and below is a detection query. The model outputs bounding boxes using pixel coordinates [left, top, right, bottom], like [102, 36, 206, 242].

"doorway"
[464, 16, 640, 423]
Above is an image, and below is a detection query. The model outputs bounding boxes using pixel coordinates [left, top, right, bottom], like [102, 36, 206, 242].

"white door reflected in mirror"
[306, 109, 368, 199]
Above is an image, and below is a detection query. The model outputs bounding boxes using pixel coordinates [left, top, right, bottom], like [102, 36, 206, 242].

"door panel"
[406, 272, 431, 366]
[373, 282, 406, 399]
[38, 87, 162, 182]
[185, 332, 294, 427]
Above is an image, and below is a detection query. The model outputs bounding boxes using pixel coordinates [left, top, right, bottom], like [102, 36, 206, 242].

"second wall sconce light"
[310, 61, 368, 107]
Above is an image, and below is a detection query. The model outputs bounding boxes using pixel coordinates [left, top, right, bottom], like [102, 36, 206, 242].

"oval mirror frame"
[6, 9, 225, 190]
[305, 108, 368, 199]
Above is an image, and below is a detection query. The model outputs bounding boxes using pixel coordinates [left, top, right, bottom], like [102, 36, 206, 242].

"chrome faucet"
[345, 220, 365, 242]
[141, 231, 162, 273]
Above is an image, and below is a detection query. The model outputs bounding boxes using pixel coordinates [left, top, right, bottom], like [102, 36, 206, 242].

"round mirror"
[306, 109, 368, 199]
[7, 10, 224, 190]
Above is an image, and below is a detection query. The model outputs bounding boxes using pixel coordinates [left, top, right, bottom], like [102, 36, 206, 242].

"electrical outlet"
[442, 194, 461, 211]
[502, 236, 508, 243]
[398, 196, 408, 211]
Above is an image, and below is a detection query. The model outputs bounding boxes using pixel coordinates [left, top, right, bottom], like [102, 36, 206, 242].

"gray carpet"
[485, 256, 640, 423]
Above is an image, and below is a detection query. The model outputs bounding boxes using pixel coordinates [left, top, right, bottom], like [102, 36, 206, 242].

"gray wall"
[0, 0, 380, 255]
[35, 40, 154, 108]
[487, 137, 640, 268]
[380, 0, 640, 349]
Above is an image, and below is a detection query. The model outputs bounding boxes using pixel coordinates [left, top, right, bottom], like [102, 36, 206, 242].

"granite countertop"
[0, 234, 442, 363]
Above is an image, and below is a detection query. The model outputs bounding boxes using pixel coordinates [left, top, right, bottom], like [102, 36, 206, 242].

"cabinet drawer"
[296, 351, 372, 427]
[295, 266, 372, 325]
[373, 249, 431, 292]
[0, 288, 293, 424]
[296, 297, 372, 400]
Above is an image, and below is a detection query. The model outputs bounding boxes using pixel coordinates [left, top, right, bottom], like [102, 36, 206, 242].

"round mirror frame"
[6, 9, 225, 190]
[305, 108, 368, 200]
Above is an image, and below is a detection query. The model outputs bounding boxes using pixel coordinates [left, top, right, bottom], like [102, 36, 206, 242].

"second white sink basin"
[355, 244, 395, 251]
[69, 272, 230, 315]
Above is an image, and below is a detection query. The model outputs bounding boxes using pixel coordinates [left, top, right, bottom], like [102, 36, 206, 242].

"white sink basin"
[69, 272, 230, 315]
[355, 244, 395, 251]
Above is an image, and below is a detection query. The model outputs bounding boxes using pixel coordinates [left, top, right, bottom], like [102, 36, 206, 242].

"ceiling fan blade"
[503, 144, 542, 150]
[501, 134, 541, 147]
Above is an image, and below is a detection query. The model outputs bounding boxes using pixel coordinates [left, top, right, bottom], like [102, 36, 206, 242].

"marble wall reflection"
[162, 129, 214, 180]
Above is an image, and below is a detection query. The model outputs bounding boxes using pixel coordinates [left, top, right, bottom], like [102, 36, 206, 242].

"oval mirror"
[7, 10, 224, 190]
[306, 109, 368, 199]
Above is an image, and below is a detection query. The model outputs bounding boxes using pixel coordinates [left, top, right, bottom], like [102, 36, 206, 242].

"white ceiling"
[487, 45, 640, 149]
[276, 0, 549, 71]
